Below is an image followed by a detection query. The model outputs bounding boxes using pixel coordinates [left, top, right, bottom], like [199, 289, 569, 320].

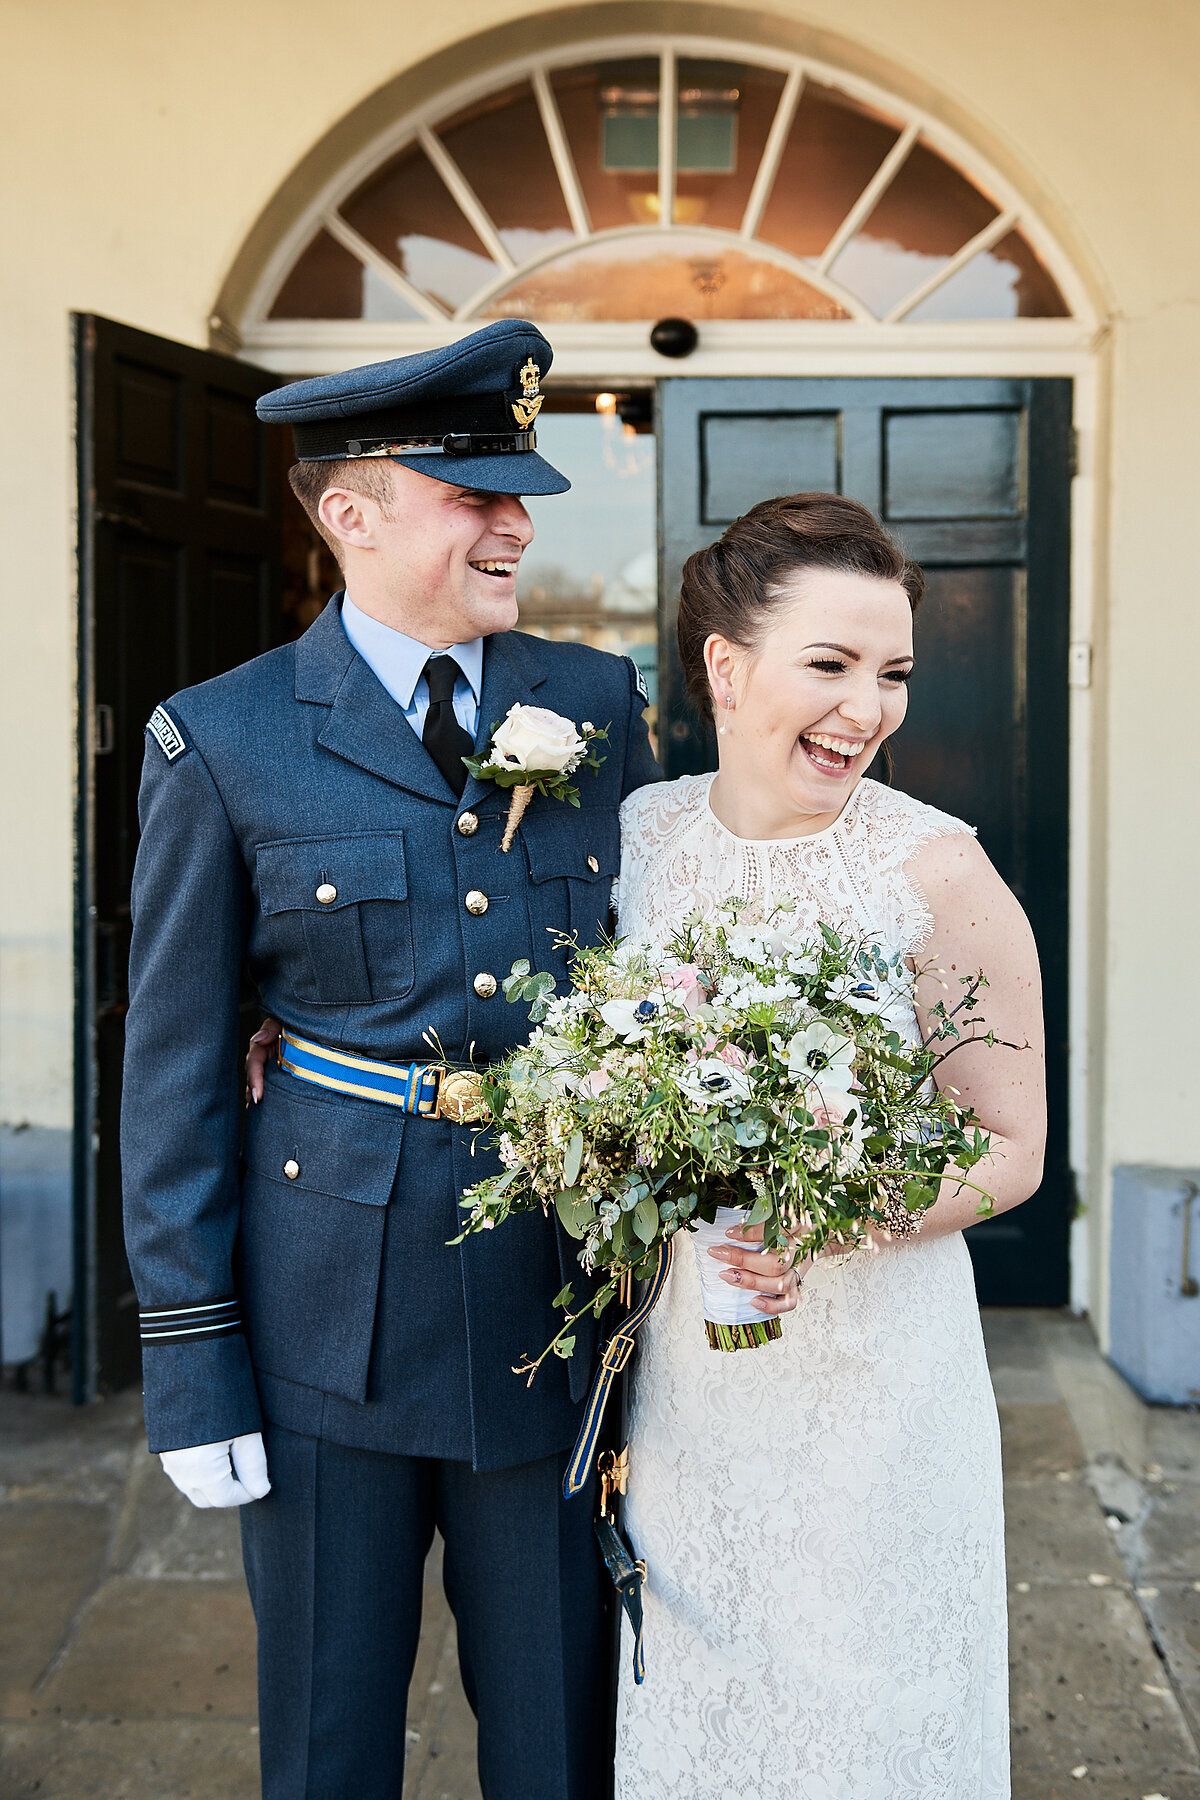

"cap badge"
[511, 358, 543, 429]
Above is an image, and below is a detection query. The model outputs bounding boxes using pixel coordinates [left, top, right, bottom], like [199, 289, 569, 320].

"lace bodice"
[617, 772, 975, 963]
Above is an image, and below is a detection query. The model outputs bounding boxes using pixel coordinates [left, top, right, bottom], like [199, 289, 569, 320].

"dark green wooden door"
[658, 377, 1072, 1306]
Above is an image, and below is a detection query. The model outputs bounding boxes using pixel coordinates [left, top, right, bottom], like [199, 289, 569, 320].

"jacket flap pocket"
[256, 833, 408, 915]
[521, 810, 621, 883]
[243, 1074, 404, 1206]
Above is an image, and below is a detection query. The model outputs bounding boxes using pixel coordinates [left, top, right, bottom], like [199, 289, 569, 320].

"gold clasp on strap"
[600, 1332, 636, 1376]
[597, 1445, 631, 1521]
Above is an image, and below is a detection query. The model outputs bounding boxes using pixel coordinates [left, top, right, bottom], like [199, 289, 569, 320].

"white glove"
[159, 1432, 271, 1508]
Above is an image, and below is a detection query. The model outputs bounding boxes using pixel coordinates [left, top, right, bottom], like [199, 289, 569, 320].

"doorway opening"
[75, 318, 1075, 1404]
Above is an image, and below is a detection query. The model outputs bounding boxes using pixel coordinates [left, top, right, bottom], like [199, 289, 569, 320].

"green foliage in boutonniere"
[462, 704, 609, 850]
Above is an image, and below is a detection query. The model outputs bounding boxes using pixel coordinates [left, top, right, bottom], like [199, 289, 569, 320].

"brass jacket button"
[457, 811, 479, 837]
[283, 1159, 300, 1180]
[464, 889, 489, 916]
[587, 854, 600, 873]
[473, 971, 497, 999]
[315, 883, 337, 905]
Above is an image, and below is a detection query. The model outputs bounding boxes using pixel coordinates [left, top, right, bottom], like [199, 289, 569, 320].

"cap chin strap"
[336, 428, 538, 460]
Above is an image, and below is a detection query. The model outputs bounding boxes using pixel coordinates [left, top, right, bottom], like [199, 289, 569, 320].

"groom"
[121, 320, 661, 1798]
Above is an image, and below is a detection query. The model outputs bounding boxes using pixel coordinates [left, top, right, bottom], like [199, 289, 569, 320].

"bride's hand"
[707, 1222, 806, 1315]
[245, 1018, 283, 1104]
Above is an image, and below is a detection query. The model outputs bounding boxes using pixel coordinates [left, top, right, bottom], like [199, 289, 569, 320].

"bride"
[609, 492, 1045, 1800]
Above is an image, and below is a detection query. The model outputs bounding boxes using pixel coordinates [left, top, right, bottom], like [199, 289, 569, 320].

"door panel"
[658, 376, 1072, 1306]
[75, 315, 283, 1398]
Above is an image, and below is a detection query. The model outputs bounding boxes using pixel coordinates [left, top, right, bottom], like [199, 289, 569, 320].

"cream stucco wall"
[2, 0, 1198, 1346]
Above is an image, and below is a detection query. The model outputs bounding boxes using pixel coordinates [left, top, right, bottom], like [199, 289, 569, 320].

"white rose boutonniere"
[463, 704, 608, 851]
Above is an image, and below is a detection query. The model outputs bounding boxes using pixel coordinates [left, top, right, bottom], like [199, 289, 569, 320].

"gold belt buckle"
[434, 1069, 487, 1123]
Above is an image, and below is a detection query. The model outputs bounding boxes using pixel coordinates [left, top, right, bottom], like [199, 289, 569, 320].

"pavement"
[0, 1309, 1197, 1800]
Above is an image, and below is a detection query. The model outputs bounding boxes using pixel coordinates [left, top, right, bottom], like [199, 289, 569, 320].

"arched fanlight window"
[258, 43, 1074, 332]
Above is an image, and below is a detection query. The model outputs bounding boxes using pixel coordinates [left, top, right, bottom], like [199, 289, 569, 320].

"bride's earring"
[719, 693, 734, 737]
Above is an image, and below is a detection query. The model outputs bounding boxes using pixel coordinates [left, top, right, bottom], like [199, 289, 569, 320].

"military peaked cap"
[255, 319, 569, 496]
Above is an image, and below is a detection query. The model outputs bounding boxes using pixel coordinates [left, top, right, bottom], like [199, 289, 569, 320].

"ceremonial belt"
[564, 1237, 674, 1687]
[278, 1029, 485, 1122]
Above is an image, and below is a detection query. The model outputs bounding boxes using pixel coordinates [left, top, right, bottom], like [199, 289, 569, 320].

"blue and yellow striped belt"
[278, 1029, 487, 1122]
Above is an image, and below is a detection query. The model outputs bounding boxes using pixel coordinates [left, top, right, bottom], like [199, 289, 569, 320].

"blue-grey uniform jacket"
[121, 596, 661, 1468]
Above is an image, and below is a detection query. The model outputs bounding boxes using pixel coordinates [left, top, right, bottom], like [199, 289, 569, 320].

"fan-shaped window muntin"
[262, 42, 1075, 329]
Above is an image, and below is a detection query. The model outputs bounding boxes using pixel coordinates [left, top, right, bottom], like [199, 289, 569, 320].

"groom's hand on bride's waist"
[245, 1018, 282, 1105]
[706, 1224, 803, 1315]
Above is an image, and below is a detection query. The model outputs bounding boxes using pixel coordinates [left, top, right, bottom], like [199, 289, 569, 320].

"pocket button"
[315, 883, 337, 905]
[283, 1159, 300, 1180]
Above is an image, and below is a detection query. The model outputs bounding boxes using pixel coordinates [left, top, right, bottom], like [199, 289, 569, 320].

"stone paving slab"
[0, 1718, 261, 1799]
[1009, 1581, 1199, 1782]
[35, 1578, 257, 1719]
[112, 1454, 246, 1582]
[999, 1400, 1087, 1478]
[1012, 1772, 1200, 1799]
[1005, 1472, 1128, 1584]
[1138, 1487, 1200, 1583]
[1143, 1584, 1200, 1745]
[0, 1502, 110, 1715]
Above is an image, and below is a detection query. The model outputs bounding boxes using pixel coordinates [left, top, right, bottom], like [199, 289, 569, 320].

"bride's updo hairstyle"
[677, 492, 924, 721]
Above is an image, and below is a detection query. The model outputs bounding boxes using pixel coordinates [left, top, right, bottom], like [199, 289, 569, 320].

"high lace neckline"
[702, 769, 866, 849]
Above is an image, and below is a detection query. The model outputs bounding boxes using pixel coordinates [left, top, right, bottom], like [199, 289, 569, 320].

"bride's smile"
[702, 564, 916, 840]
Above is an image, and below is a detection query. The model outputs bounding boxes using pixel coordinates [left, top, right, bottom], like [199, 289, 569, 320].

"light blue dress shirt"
[340, 594, 483, 741]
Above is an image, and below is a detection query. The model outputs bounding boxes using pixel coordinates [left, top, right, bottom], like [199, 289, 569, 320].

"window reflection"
[828, 142, 999, 319]
[552, 59, 662, 229]
[674, 59, 787, 231]
[270, 229, 424, 321]
[341, 143, 499, 311]
[907, 229, 1069, 321]
[483, 234, 848, 322]
[758, 82, 902, 260]
[521, 400, 658, 746]
[436, 80, 576, 265]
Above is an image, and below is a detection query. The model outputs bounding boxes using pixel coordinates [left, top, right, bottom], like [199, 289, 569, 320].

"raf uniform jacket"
[121, 595, 662, 1468]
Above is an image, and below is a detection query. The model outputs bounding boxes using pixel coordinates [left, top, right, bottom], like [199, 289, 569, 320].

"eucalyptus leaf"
[632, 1196, 659, 1244]
[555, 1187, 592, 1239]
[564, 1131, 585, 1188]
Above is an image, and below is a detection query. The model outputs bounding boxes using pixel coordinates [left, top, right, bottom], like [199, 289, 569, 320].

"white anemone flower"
[675, 1058, 753, 1108]
[784, 1020, 856, 1090]
[598, 996, 659, 1042]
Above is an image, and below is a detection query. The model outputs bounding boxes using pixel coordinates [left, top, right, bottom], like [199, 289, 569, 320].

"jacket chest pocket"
[256, 832, 414, 1006]
[521, 810, 621, 981]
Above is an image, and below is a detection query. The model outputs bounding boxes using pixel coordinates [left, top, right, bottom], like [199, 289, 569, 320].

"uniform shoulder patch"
[626, 656, 650, 707]
[147, 704, 187, 761]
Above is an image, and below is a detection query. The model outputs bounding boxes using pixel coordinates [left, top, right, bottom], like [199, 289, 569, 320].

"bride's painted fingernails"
[708, 1245, 731, 1259]
[720, 1269, 743, 1284]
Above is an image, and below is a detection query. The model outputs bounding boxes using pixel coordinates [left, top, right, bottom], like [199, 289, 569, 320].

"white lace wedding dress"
[612, 773, 1009, 1800]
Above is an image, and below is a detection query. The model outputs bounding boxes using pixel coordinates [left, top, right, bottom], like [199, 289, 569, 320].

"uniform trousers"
[240, 1422, 609, 1800]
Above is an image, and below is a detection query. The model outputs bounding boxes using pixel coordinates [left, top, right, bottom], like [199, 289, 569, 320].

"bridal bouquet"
[448, 899, 998, 1378]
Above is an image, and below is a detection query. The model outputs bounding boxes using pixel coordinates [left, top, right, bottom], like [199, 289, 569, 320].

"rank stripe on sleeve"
[139, 1297, 241, 1344]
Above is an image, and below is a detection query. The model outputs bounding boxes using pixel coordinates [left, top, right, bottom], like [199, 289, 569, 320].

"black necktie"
[421, 655, 474, 798]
